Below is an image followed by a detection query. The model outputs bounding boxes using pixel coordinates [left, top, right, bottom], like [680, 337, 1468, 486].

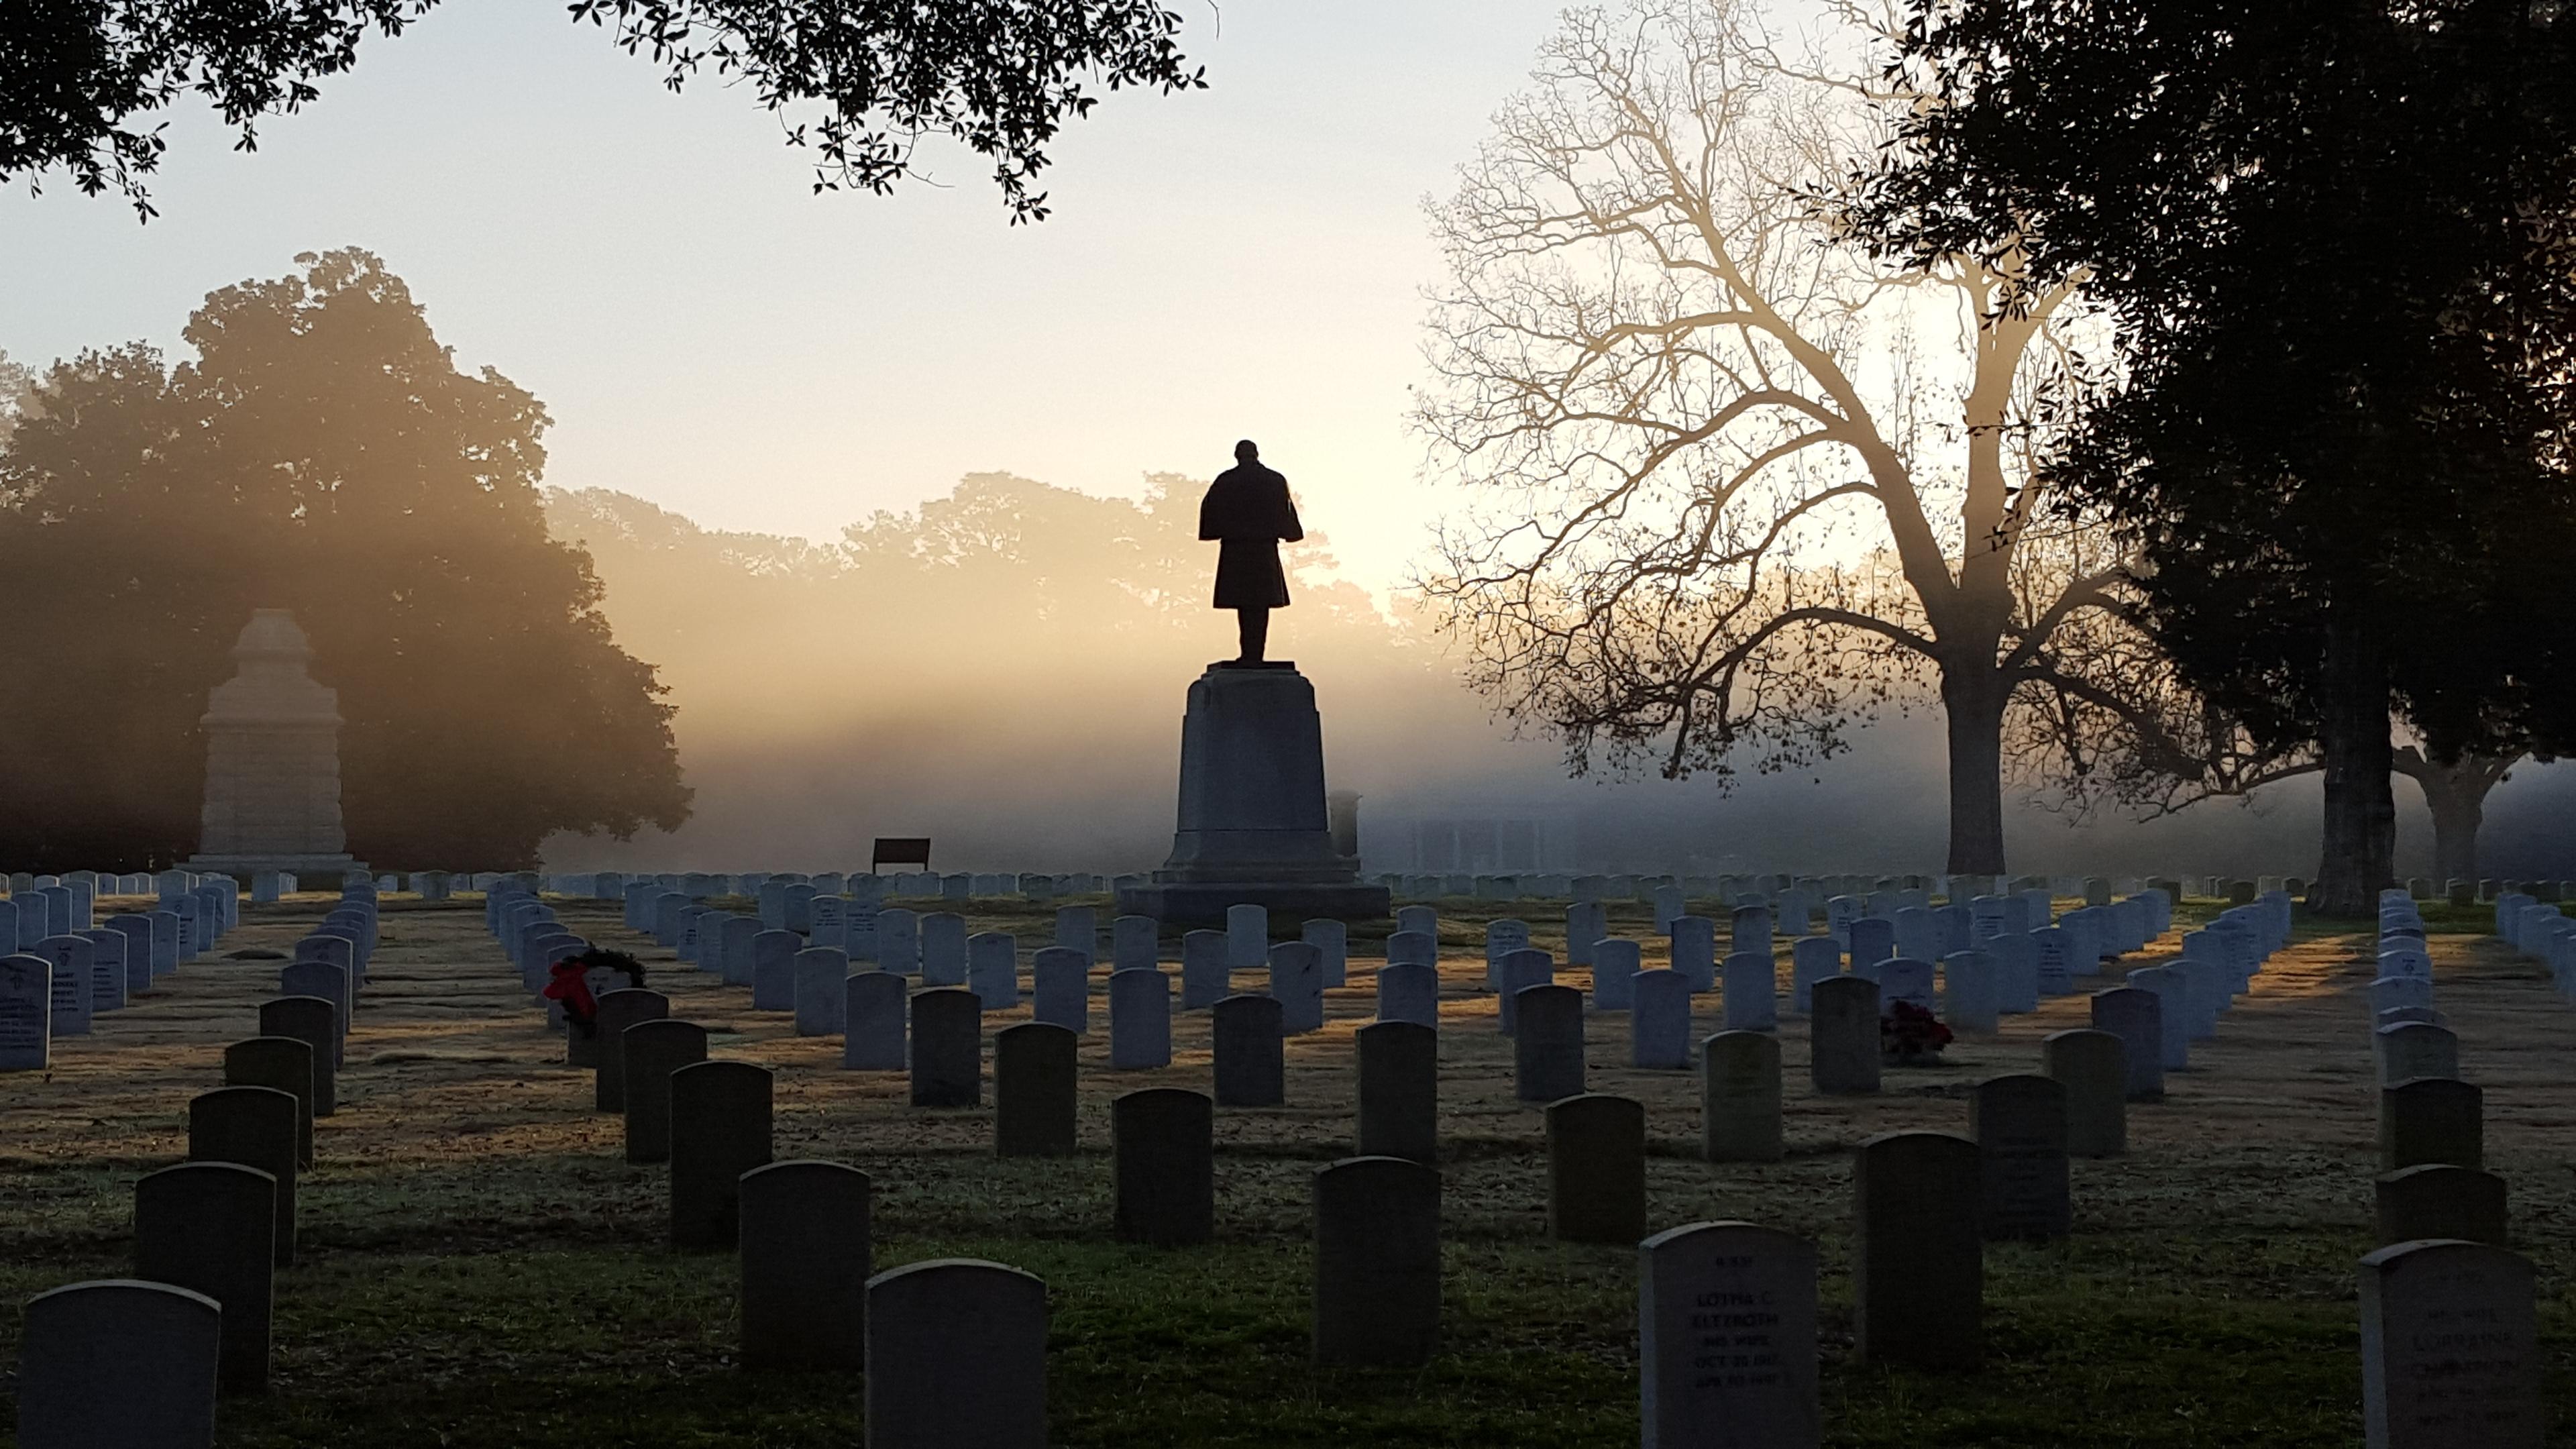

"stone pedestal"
[184, 610, 357, 881]
[1116, 665, 1389, 925]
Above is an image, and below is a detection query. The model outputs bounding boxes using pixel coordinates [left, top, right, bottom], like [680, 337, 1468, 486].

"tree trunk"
[2310, 610, 2395, 917]
[2426, 786, 2484, 884]
[1941, 667, 2008, 876]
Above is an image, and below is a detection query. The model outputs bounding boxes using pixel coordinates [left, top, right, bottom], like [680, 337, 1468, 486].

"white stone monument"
[184, 610, 361, 880]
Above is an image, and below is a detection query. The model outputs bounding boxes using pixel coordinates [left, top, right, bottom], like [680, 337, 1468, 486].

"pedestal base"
[1117, 664, 1388, 925]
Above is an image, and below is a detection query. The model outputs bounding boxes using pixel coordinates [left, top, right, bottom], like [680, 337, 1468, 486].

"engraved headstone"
[2359, 1241, 2541, 1449]
[1638, 1222, 1820, 1449]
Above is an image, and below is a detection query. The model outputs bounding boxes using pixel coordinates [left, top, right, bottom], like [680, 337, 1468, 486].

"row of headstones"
[2493, 888, 2576, 1002]
[0, 877, 243, 1066]
[11, 878, 389, 1445]
[547, 886, 2512, 1446]
[482, 869, 1135, 904]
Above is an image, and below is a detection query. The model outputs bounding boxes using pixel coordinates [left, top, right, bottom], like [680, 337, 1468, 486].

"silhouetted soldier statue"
[1199, 439, 1304, 666]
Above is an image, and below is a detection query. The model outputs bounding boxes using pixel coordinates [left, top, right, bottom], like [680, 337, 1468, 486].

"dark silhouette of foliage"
[0, 248, 690, 869]
[3, 0, 1201, 220]
[1851, 0, 2576, 914]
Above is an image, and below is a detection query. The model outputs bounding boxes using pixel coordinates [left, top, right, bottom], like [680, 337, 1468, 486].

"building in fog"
[1359, 796, 1584, 875]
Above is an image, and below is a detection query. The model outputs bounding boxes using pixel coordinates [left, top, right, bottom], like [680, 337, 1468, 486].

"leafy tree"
[4, 0, 1201, 220]
[1413, 1, 2171, 875]
[0, 248, 690, 868]
[1853, 0, 2576, 914]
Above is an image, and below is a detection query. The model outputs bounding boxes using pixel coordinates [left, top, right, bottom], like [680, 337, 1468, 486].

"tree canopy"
[4, 0, 1201, 220]
[1851, 0, 2576, 911]
[0, 248, 690, 868]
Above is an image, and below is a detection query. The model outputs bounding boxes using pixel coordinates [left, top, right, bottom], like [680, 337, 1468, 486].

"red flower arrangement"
[1880, 999, 1953, 1065]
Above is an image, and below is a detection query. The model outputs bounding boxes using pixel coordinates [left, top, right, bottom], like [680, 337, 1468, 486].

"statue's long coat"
[1198, 462, 1304, 610]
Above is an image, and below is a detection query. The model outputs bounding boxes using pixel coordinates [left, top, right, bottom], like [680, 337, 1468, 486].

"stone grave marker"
[1484, 918, 1531, 977]
[1669, 916, 1717, 994]
[1853, 1130, 1982, 1369]
[1566, 902, 1607, 967]
[745, 930, 798, 1010]
[1053, 904, 1097, 965]
[995, 1022, 1079, 1157]
[75, 928, 125, 1010]
[1514, 983, 1586, 1102]
[919, 912, 969, 987]
[592, 989, 670, 1111]
[1721, 951, 1776, 1031]
[2377, 1022, 2460, 1087]
[719, 915, 761, 987]
[2090, 987, 2165, 1100]
[843, 972, 907, 1071]
[1849, 916, 1895, 970]
[1546, 1093, 1646, 1243]
[1396, 904, 1439, 936]
[1226, 902, 1269, 968]
[1941, 951, 1999, 1035]
[739, 1160, 871, 1370]
[1376, 962, 1438, 1027]
[2380, 1077, 2481, 1171]
[0, 954, 50, 1070]
[1301, 918, 1348, 987]
[1269, 941, 1324, 1034]
[865, 1259, 1047, 1449]
[1113, 914, 1159, 973]
[790, 947, 848, 1036]
[968, 930, 1020, 1010]
[669, 1060, 773, 1248]
[875, 906, 917, 973]
[1591, 937, 1643, 1011]
[2375, 1163, 2508, 1247]
[1970, 1074, 2070, 1241]
[223, 1036, 315, 1169]
[1809, 975, 1882, 1094]
[1181, 928, 1230, 1010]
[1702, 1030, 1783, 1163]
[2372, 978, 2434, 1020]
[2359, 1240, 2541, 1449]
[1354, 1020, 1438, 1163]
[2123, 965, 2191, 1069]
[105, 915, 152, 996]
[2043, 1028, 2127, 1157]
[1638, 1222, 1819, 1449]
[622, 1019, 710, 1163]
[188, 1085, 299, 1267]
[1108, 967, 1172, 1068]
[1790, 936, 1840, 1014]
[37, 936, 91, 1038]
[256, 998, 337, 1116]
[1495, 948, 1553, 1033]
[1113, 1087, 1214, 1246]
[1630, 968, 1693, 1070]
[1030, 946, 1089, 1033]
[134, 1161, 276, 1393]
[15, 1280, 221, 1449]
[1313, 1156, 1441, 1366]
[909, 987, 982, 1107]
[1213, 994, 1285, 1107]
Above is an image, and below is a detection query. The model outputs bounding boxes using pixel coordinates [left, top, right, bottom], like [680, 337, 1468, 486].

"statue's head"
[1234, 439, 1259, 462]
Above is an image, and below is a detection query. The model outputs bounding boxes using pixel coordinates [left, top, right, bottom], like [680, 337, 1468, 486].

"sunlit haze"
[4, 0, 1568, 596]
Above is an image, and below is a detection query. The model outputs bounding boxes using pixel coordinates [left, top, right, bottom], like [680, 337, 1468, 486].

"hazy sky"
[5, 0, 1574, 593]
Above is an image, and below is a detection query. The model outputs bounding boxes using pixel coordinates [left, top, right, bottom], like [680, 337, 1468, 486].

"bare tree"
[1414, 0, 2156, 873]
